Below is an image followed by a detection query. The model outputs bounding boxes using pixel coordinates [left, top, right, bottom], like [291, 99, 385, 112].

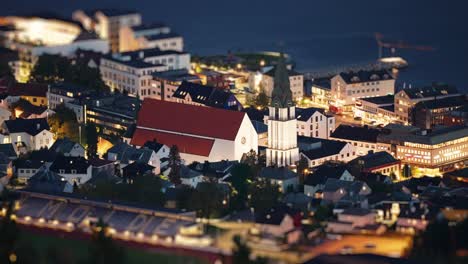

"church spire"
[270, 53, 293, 108]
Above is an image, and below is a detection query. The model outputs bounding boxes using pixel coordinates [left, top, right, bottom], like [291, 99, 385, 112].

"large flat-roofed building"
[330, 70, 395, 113]
[151, 70, 201, 101]
[378, 124, 468, 175]
[119, 23, 183, 52]
[394, 83, 460, 124]
[100, 48, 190, 97]
[73, 9, 142, 53]
[0, 15, 109, 82]
[354, 95, 398, 125]
[131, 99, 258, 164]
[330, 125, 391, 156]
[412, 95, 467, 130]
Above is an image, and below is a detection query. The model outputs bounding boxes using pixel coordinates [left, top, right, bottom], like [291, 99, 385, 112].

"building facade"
[119, 23, 183, 52]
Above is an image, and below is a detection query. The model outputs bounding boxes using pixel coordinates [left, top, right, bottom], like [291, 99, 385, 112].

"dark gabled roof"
[27, 169, 69, 194]
[323, 178, 366, 193]
[259, 167, 297, 180]
[152, 70, 199, 82]
[295, 107, 325, 122]
[28, 149, 58, 163]
[89, 158, 114, 167]
[402, 83, 459, 99]
[49, 138, 82, 155]
[50, 156, 90, 174]
[414, 95, 467, 110]
[300, 138, 348, 160]
[13, 99, 47, 117]
[172, 81, 215, 104]
[339, 70, 393, 84]
[331, 125, 381, 143]
[73, 31, 100, 42]
[13, 158, 44, 169]
[180, 165, 203, 179]
[0, 144, 16, 158]
[143, 140, 165, 153]
[349, 151, 399, 170]
[379, 125, 468, 146]
[4, 118, 50, 136]
[251, 120, 268, 134]
[359, 95, 394, 105]
[255, 204, 300, 225]
[122, 162, 154, 175]
[107, 142, 154, 164]
[304, 164, 349, 186]
[310, 77, 331, 90]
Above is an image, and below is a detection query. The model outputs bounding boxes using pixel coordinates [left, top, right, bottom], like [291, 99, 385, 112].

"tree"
[65, 59, 109, 94]
[191, 181, 226, 219]
[297, 157, 309, 186]
[168, 145, 182, 185]
[47, 104, 81, 143]
[232, 235, 267, 264]
[86, 122, 98, 159]
[29, 54, 70, 83]
[248, 180, 281, 215]
[313, 204, 334, 223]
[87, 219, 125, 264]
[255, 86, 269, 109]
[230, 164, 254, 210]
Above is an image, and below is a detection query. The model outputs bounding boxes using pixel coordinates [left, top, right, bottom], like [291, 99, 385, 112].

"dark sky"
[2, 0, 468, 89]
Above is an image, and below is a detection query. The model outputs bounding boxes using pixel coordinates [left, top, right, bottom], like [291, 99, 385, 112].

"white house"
[330, 70, 395, 113]
[299, 137, 356, 168]
[296, 107, 335, 139]
[327, 208, 385, 234]
[49, 138, 85, 157]
[304, 164, 354, 198]
[49, 156, 92, 185]
[1, 118, 54, 152]
[330, 125, 391, 156]
[106, 142, 162, 174]
[131, 99, 258, 164]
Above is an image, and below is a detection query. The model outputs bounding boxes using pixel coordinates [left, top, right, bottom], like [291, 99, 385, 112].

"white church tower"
[266, 54, 299, 167]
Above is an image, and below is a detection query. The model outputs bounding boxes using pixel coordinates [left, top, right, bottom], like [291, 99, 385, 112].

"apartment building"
[330, 70, 395, 113]
[100, 48, 190, 97]
[151, 70, 200, 101]
[119, 23, 183, 52]
[295, 107, 335, 139]
[394, 83, 460, 124]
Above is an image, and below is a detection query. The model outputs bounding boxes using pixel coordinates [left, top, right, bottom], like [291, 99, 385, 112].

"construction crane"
[375, 32, 435, 58]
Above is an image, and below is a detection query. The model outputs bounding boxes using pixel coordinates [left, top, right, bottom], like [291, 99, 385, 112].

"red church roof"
[136, 99, 245, 140]
[131, 129, 215, 157]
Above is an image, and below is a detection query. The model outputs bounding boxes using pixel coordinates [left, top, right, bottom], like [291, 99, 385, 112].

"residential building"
[306, 78, 331, 106]
[5, 82, 48, 107]
[260, 66, 303, 102]
[394, 83, 460, 124]
[11, 99, 51, 119]
[73, 9, 142, 52]
[14, 158, 45, 182]
[106, 142, 162, 174]
[252, 205, 302, 245]
[259, 167, 299, 192]
[26, 169, 73, 193]
[1, 118, 54, 152]
[299, 137, 356, 168]
[47, 82, 92, 110]
[179, 165, 205, 188]
[327, 208, 385, 234]
[119, 23, 183, 52]
[1, 15, 108, 82]
[130, 99, 258, 164]
[100, 48, 190, 97]
[378, 124, 468, 175]
[304, 164, 354, 198]
[295, 107, 335, 138]
[85, 95, 139, 136]
[330, 125, 391, 156]
[151, 70, 200, 101]
[266, 55, 299, 167]
[412, 95, 467, 129]
[49, 138, 85, 157]
[171, 81, 242, 110]
[49, 156, 92, 184]
[330, 70, 395, 113]
[322, 178, 372, 207]
[354, 95, 398, 125]
[348, 151, 401, 178]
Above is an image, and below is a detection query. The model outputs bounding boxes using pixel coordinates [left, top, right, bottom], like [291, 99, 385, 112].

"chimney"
[37, 123, 40, 130]
[421, 130, 427, 136]
[139, 51, 144, 59]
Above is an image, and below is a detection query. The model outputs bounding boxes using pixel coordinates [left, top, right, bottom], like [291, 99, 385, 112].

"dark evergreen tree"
[86, 122, 98, 159]
[168, 145, 182, 185]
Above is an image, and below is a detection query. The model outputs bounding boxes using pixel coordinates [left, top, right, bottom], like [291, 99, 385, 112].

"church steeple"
[271, 53, 293, 108]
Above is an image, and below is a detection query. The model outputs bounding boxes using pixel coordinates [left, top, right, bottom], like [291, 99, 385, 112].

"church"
[131, 99, 258, 164]
[266, 54, 299, 167]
